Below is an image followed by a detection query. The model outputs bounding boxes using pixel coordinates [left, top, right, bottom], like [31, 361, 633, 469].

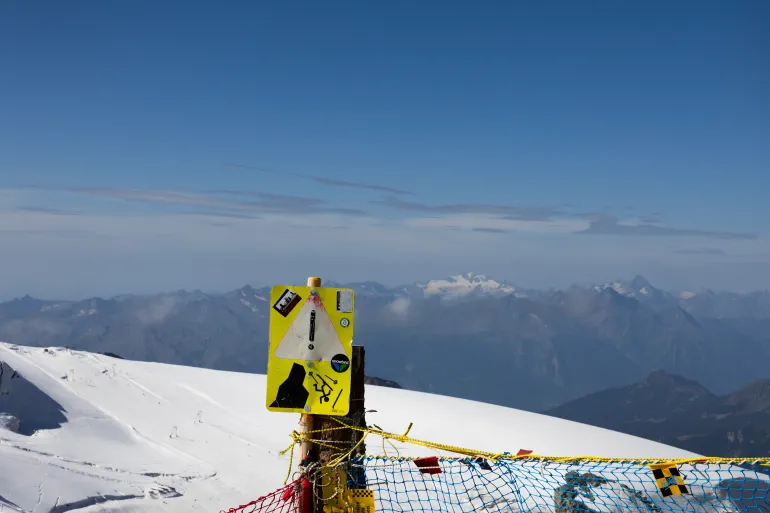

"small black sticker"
[269, 363, 309, 409]
[332, 389, 343, 409]
[309, 372, 335, 403]
[309, 310, 316, 341]
[331, 353, 350, 373]
[273, 289, 302, 317]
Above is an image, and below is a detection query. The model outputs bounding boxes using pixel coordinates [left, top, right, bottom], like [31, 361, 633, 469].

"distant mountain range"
[546, 370, 770, 457]
[1, 274, 769, 413]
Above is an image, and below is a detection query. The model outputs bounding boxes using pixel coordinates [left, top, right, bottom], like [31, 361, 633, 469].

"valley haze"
[2, 273, 769, 414]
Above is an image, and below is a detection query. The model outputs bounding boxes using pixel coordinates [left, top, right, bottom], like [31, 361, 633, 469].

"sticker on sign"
[273, 289, 301, 317]
[336, 290, 353, 313]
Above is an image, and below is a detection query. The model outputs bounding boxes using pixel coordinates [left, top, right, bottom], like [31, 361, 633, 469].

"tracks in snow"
[0, 438, 215, 483]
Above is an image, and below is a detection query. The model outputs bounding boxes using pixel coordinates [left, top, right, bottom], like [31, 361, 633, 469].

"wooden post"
[316, 346, 367, 466]
[298, 277, 367, 512]
[315, 345, 367, 513]
[298, 276, 322, 513]
[350, 345, 367, 463]
[299, 276, 322, 465]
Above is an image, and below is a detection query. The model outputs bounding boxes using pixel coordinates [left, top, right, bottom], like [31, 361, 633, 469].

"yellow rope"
[279, 438, 296, 484]
[282, 418, 770, 470]
[327, 431, 369, 468]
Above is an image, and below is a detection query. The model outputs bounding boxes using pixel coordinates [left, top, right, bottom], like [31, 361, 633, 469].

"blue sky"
[1, 1, 769, 298]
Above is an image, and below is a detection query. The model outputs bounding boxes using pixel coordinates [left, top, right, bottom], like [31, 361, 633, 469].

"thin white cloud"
[1, 188, 769, 298]
[386, 297, 411, 318]
[69, 187, 367, 217]
[672, 248, 726, 255]
[578, 213, 756, 240]
[375, 196, 560, 220]
[404, 214, 588, 234]
[2, 206, 770, 298]
[224, 163, 413, 195]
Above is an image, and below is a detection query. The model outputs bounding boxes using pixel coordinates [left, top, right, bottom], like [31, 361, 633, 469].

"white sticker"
[336, 290, 353, 313]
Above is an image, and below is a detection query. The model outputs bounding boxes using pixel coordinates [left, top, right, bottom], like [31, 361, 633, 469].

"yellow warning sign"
[267, 285, 355, 415]
[649, 463, 689, 497]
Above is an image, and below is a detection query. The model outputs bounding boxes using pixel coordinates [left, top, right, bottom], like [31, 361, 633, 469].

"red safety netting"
[219, 478, 310, 513]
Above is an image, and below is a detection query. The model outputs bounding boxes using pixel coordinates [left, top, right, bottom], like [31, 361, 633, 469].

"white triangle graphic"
[274, 295, 345, 361]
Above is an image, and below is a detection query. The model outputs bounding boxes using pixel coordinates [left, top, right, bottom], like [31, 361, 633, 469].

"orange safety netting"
[219, 478, 310, 513]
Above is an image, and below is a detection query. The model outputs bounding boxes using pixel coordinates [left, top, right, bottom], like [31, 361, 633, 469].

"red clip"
[299, 478, 312, 513]
[414, 456, 442, 475]
[516, 449, 533, 456]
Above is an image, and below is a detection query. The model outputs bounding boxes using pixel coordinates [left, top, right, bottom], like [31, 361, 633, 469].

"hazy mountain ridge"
[1, 275, 769, 412]
[545, 371, 770, 457]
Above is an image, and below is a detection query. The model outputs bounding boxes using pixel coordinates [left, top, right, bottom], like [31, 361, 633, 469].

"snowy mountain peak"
[595, 281, 632, 296]
[596, 276, 658, 298]
[420, 273, 515, 298]
[630, 275, 653, 291]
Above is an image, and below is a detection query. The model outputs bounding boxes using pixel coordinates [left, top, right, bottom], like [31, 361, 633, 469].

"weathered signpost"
[267, 276, 370, 512]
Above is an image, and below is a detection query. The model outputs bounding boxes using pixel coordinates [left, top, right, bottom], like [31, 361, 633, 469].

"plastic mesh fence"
[222, 458, 770, 513]
[342, 457, 770, 513]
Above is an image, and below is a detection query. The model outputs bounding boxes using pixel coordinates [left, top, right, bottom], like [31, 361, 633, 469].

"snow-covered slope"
[0, 343, 699, 512]
[419, 273, 516, 298]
